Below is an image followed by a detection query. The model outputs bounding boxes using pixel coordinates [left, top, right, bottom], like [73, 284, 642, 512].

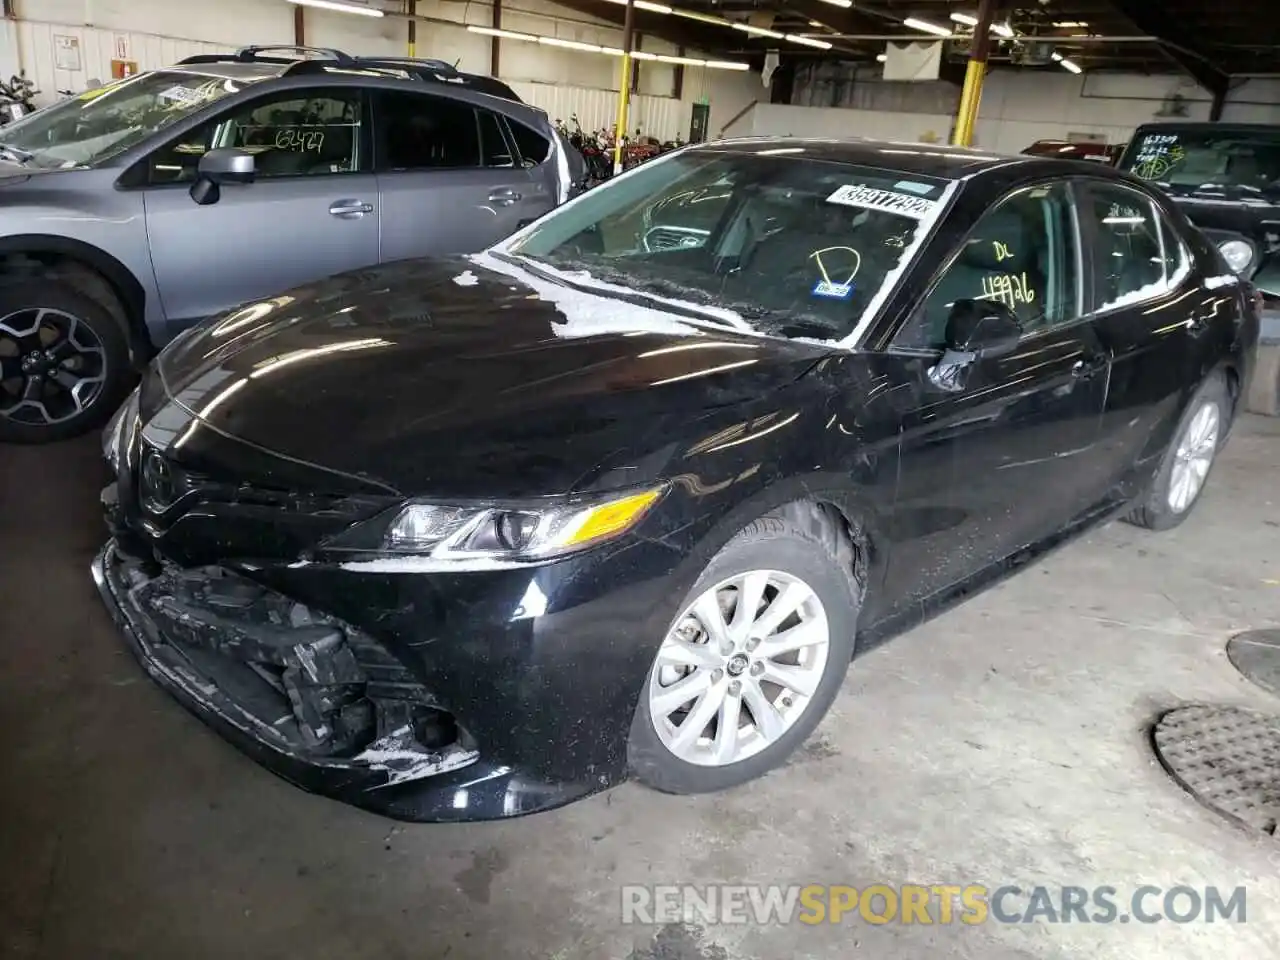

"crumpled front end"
[92, 540, 519, 818]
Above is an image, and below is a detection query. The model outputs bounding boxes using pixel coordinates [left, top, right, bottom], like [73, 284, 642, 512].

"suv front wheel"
[0, 280, 133, 444]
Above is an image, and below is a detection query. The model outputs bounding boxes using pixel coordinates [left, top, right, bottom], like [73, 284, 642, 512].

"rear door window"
[374, 91, 481, 170]
[1080, 182, 1188, 311]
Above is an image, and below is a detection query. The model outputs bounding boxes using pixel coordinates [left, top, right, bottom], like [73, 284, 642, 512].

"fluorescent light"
[539, 36, 610, 52]
[1058, 57, 1082, 74]
[876, 53, 886, 62]
[286, 0, 384, 16]
[785, 33, 832, 49]
[818, 0, 852, 7]
[950, 12, 978, 26]
[991, 21, 1014, 38]
[902, 17, 952, 38]
[733, 23, 785, 40]
[1051, 51, 1063, 60]
[671, 8, 727, 26]
[599, 0, 673, 13]
[468, 25, 538, 41]
[1053, 20, 1088, 28]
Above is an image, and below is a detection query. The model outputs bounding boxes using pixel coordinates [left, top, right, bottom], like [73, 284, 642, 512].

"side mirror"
[944, 298, 1023, 359]
[189, 148, 255, 206]
[928, 299, 1023, 392]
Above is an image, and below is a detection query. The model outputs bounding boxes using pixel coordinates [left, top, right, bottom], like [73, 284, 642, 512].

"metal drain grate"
[1152, 705, 1280, 836]
[1226, 629, 1280, 697]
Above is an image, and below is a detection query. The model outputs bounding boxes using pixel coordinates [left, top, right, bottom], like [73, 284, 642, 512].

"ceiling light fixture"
[465, 25, 749, 70]
[949, 12, 978, 26]
[1053, 21, 1088, 28]
[286, 0, 384, 16]
[599, 0, 674, 13]
[732, 23, 786, 40]
[991, 21, 1014, 38]
[817, 0, 853, 7]
[785, 33, 833, 49]
[902, 17, 952, 38]
[876, 53, 887, 62]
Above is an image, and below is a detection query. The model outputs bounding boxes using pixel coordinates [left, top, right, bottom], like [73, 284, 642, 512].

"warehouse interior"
[2, 0, 1280, 958]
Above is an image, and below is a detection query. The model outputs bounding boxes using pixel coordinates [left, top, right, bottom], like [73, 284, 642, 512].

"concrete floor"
[3, 418, 1280, 960]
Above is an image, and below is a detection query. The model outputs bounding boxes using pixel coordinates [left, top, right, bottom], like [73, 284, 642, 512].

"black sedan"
[94, 139, 1259, 821]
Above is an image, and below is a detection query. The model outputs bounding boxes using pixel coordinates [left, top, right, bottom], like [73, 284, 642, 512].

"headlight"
[335, 487, 665, 564]
[1218, 238, 1255, 275]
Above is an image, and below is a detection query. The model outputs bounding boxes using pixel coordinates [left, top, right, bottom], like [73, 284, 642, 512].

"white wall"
[1, 0, 762, 141]
[727, 66, 1280, 153]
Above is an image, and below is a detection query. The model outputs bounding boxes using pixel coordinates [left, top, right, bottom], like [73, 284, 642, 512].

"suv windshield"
[504, 148, 950, 342]
[0, 70, 259, 168]
[1121, 126, 1280, 194]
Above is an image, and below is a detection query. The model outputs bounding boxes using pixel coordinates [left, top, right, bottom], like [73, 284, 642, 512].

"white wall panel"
[0, 0, 761, 142]
[1221, 80, 1280, 124]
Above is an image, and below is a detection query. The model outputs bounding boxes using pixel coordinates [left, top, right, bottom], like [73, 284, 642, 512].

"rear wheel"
[1124, 372, 1230, 531]
[628, 505, 860, 794]
[0, 281, 132, 444]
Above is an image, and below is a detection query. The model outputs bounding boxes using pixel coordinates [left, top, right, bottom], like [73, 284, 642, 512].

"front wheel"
[0, 281, 133, 444]
[1124, 372, 1231, 531]
[627, 505, 860, 794]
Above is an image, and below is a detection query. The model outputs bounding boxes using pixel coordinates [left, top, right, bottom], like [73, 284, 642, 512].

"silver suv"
[0, 47, 579, 443]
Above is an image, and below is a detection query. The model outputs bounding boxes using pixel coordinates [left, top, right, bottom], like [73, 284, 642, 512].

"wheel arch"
[0, 234, 151, 360]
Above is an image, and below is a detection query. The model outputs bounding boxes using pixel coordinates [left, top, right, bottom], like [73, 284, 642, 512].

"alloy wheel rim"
[1167, 400, 1220, 514]
[0, 307, 107, 426]
[648, 569, 830, 767]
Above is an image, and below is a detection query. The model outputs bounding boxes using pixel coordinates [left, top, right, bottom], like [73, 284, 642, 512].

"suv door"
[372, 89, 553, 261]
[1076, 179, 1220, 499]
[140, 87, 378, 331]
[880, 179, 1111, 609]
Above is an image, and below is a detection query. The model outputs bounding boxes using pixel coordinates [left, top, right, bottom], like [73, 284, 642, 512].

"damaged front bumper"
[92, 539, 608, 821]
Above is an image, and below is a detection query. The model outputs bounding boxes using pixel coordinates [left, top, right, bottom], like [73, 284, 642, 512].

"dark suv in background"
[0, 47, 576, 444]
[1119, 122, 1280, 338]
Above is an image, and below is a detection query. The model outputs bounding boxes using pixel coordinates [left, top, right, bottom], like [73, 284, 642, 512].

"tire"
[0, 280, 133, 444]
[628, 503, 860, 795]
[1124, 371, 1231, 531]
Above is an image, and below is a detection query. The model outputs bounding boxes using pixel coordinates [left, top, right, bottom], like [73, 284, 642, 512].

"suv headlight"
[328, 486, 665, 564]
[1218, 238, 1255, 275]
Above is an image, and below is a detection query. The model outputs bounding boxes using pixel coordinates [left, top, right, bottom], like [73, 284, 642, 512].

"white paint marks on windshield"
[826, 184, 938, 219]
[452, 270, 479, 287]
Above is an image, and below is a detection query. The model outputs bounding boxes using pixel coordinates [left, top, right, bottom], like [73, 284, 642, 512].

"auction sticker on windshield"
[826, 184, 938, 219]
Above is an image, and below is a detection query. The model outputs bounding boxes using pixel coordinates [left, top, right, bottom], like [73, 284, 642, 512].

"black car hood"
[1159, 183, 1280, 241]
[154, 255, 831, 497]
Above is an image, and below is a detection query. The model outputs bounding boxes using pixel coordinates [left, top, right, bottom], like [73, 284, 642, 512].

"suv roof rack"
[177, 45, 356, 70]
[353, 55, 458, 73]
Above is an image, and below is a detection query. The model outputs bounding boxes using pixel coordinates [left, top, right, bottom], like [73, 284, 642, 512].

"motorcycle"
[0, 73, 38, 125]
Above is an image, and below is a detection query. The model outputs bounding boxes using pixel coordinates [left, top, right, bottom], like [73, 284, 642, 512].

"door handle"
[1071, 355, 1107, 380]
[329, 199, 374, 219]
[487, 188, 522, 206]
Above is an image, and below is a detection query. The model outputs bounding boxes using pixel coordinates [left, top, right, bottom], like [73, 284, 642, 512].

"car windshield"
[503, 148, 951, 342]
[0, 70, 258, 168]
[1120, 127, 1280, 193]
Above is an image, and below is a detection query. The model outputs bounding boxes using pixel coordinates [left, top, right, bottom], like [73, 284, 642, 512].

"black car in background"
[1119, 122, 1280, 335]
[95, 140, 1258, 821]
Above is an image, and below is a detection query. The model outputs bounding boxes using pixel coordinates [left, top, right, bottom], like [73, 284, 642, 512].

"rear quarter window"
[508, 121, 550, 167]
[1123, 127, 1280, 189]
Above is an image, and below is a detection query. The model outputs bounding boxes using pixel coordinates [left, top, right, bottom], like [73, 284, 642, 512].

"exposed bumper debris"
[93, 541, 478, 794]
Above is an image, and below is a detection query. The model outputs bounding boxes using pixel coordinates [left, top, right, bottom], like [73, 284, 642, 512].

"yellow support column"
[951, 0, 995, 147]
[613, 0, 636, 175]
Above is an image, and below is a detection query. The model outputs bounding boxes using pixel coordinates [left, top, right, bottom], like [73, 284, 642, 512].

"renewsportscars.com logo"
[621, 884, 1248, 926]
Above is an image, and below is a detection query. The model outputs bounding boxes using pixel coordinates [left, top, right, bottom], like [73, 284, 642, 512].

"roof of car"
[165, 62, 290, 82]
[701, 137, 1028, 179]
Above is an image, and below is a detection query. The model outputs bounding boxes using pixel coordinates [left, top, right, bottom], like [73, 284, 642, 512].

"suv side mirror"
[928, 299, 1023, 392]
[190, 148, 255, 206]
[944, 298, 1023, 359]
